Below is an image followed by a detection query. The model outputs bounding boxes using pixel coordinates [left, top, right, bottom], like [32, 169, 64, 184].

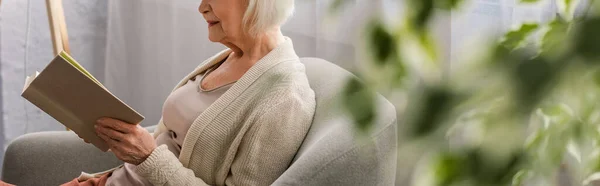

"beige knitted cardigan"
[134, 38, 315, 186]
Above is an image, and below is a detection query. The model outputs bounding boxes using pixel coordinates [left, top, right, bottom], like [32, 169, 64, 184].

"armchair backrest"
[273, 58, 398, 185]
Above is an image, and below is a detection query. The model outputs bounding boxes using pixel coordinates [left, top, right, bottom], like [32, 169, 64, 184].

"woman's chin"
[208, 34, 224, 43]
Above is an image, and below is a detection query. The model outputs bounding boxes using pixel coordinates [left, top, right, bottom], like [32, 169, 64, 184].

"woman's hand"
[95, 117, 157, 165]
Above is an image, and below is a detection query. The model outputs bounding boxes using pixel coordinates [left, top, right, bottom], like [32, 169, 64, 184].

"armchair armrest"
[1, 131, 122, 185]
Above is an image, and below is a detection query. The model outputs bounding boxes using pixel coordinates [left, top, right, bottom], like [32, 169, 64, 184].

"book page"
[23, 76, 31, 93]
[22, 71, 40, 93]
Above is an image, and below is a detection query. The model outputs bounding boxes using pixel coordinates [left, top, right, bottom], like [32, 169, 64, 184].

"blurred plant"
[332, 0, 600, 185]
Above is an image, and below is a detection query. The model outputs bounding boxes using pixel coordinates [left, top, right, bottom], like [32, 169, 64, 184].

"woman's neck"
[223, 28, 285, 63]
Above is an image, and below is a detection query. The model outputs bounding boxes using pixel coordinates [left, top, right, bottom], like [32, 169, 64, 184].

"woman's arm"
[95, 118, 212, 186]
[135, 145, 211, 185]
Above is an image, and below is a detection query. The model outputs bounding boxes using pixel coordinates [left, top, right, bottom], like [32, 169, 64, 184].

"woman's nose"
[199, 1, 210, 14]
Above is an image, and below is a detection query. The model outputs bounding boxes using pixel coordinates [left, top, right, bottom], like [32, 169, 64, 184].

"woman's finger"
[96, 125, 127, 142]
[96, 118, 132, 134]
[107, 143, 124, 157]
[97, 130, 120, 146]
[105, 142, 133, 164]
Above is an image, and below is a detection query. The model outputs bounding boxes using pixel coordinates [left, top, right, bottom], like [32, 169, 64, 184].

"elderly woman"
[0, 0, 314, 185]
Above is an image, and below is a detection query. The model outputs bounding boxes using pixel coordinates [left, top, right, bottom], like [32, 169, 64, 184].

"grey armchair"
[2, 58, 398, 185]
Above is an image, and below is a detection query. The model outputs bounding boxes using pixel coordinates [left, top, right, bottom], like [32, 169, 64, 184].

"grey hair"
[243, 0, 294, 37]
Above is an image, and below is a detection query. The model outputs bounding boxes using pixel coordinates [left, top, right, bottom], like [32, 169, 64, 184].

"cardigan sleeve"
[134, 93, 315, 186]
[135, 145, 211, 186]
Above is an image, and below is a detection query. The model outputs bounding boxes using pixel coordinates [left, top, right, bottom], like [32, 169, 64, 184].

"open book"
[21, 51, 144, 151]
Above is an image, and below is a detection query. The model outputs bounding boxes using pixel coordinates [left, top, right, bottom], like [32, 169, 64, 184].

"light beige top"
[92, 38, 316, 186]
[158, 68, 235, 156]
[105, 64, 232, 186]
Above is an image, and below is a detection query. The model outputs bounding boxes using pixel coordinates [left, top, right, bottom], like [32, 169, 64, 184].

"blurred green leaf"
[539, 104, 573, 127]
[410, 87, 455, 137]
[433, 149, 526, 185]
[368, 21, 397, 65]
[410, 0, 434, 30]
[571, 120, 584, 141]
[525, 129, 545, 150]
[492, 44, 513, 65]
[434, 153, 465, 186]
[574, 17, 600, 61]
[594, 70, 600, 87]
[391, 61, 407, 86]
[511, 170, 531, 186]
[500, 23, 540, 51]
[466, 149, 525, 184]
[541, 105, 564, 116]
[329, 0, 346, 14]
[563, 0, 574, 17]
[547, 133, 568, 166]
[342, 77, 376, 132]
[513, 56, 557, 113]
[541, 16, 570, 55]
[565, 0, 573, 9]
[418, 32, 439, 62]
[594, 156, 600, 173]
[540, 103, 573, 118]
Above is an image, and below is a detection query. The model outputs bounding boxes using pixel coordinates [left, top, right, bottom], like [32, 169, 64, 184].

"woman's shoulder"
[262, 59, 311, 89]
[252, 59, 315, 106]
[263, 58, 308, 80]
